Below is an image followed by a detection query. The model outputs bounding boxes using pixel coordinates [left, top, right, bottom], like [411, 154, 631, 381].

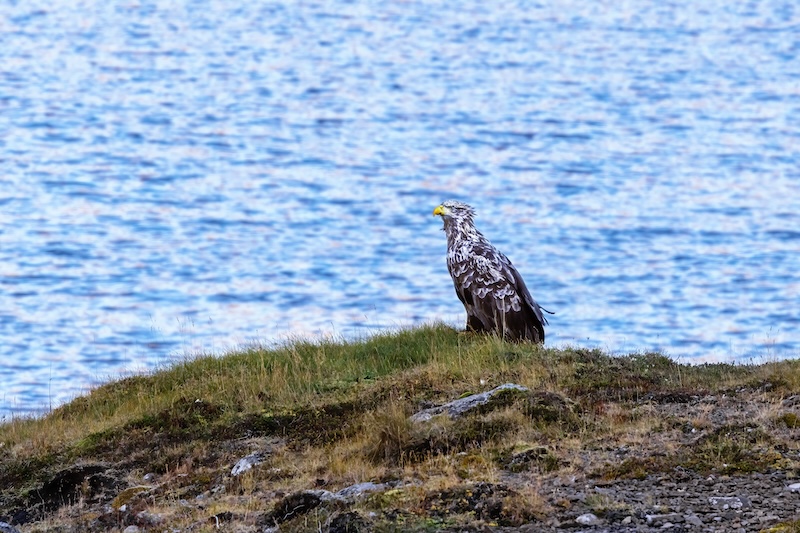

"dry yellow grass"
[1, 324, 799, 531]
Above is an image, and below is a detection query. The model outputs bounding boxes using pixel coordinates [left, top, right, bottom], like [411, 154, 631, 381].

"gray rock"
[781, 395, 800, 407]
[786, 482, 800, 493]
[646, 513, 684, 525]
[123, 526, 140, 533]
[0, 522, 21, 533]
[684, 513, 704, 526]
[300, 481, 405, 504]
[411, 383, 528, 422]
[575, 512, 600, 525]
[306, 488, 339, 502]
[593, 486, 616, 495]
[335, 481, 397, 501]
[709, 496, 751, 510]
[135, 510, 163, 526]
[232, 451, 266, 476]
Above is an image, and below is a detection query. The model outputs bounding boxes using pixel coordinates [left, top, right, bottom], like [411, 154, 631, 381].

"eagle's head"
[433, 200, 478, 240]
[433, 200, 476, 224]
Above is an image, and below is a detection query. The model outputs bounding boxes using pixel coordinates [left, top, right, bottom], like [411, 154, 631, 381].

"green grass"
[2, 323, 798, 467]
[1, 323, 799, 530]
[763, 520, 800, 533]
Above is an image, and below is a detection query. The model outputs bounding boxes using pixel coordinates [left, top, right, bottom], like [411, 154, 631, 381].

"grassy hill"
[1, 324, 798, 531]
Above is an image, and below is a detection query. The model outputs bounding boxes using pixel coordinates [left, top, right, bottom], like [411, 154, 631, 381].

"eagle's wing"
[451, 240, 545, 342]
[448, 251, 486, 332]
[504, 259, 548, 326]
[500, 255, 547, 342]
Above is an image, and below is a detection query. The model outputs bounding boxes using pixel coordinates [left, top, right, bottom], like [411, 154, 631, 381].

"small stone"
[708, 496, 750, 510]
[685, 514, 704, 526]
[781, 395, 800, 407]
[123, 527, 140, 533]
[0, 522, 22, 533]
[646, 513, 684, 526]
[568, 492, 586, 502]
[575, 513, 600, 526]
[135, 511, 162, 526]
[621, 516, 633, 525]
[231, 451, 265, 476]
[335, 481, 398, 502]
[786, 483, 800, 493]
[143, 473, 156, 482]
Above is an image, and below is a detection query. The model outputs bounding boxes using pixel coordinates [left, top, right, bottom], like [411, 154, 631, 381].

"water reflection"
[1, 0, 799, 415]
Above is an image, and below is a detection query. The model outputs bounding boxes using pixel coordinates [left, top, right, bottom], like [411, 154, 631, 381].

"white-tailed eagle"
[433, 200, 552, 343]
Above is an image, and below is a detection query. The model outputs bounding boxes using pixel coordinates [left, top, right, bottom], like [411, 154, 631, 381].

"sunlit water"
[1, 1, 799, 416]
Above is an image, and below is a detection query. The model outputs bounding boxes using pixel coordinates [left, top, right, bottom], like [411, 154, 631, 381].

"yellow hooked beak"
[433, 205, 446, 216]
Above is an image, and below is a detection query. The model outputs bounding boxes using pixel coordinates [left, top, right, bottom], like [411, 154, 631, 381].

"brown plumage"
[433, 200, 551, 342]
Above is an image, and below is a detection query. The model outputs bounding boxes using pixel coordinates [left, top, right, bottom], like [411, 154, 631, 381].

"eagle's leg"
[466, 314, 486, 333]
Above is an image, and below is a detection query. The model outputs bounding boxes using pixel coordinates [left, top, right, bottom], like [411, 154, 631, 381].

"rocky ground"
[532, 469, 800, 532]
[6, 460, 799, 532]
[3, 385, 798, 532]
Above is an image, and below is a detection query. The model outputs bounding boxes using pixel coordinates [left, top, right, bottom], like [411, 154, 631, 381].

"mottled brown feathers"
[434, 200, 549, 343]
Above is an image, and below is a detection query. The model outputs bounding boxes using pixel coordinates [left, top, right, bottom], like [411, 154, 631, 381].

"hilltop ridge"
[0, 324, 798, 532]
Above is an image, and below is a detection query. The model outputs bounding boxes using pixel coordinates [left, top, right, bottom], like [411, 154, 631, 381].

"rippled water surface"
[2, 1, 799, 415]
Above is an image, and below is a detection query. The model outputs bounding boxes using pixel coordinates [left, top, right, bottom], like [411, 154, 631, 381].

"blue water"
[1, 1, 799, 416]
